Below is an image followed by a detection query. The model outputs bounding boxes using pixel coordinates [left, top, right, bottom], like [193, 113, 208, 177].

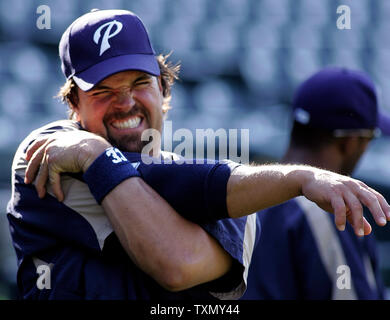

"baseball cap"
[59, 9, 160, 91]
[292, 67, 390, 137]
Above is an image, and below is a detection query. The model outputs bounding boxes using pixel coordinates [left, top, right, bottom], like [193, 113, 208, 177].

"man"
[242, 67, 390, 300]
[8, 9, 256, 300]
[7, 10, 390, 300]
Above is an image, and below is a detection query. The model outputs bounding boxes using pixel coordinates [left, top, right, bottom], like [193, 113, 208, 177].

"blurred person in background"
[242, 67, 390, 300]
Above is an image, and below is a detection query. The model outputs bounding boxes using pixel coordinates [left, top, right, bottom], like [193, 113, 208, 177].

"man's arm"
[101, 176, 233, 291]
[23, 130, 235, 292]
[25, 130, 390, 236]
[226, 165, 390, 236]
[24, 130, 390, 290]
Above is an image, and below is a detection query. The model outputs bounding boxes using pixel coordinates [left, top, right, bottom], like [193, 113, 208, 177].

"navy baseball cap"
[292, 67, 390, 136]
[59, 9, 160, 91]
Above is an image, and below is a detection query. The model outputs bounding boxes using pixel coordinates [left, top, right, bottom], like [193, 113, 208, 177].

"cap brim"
[72, 54, 160, 91]
[378, 111, 390, 136]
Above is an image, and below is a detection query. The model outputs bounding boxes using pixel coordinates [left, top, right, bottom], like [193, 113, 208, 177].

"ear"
[67, 101, 79, 120]
[69, 87, 81, 121]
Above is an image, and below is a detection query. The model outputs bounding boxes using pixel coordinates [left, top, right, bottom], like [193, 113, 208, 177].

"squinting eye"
[135, 81, 150, 86]
[92, 91, 110, 96]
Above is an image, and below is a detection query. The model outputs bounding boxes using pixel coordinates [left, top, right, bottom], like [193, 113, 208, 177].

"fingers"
[362, 217, 372, 236]
[25, 140, 65, 202]
[331, 196, 347, 231]
[49, 165, 64, 202]
[343, 191, 365, 236]
[26, 138, 48, 161]
[332, 194, 373, 237]
[345, 214, 372, 236]
[333, 181, 388, 237]
[366, 185, 390, 221]
[34, 154, 49, 198]
[24, 141, 50, 184]
[356, 187, 387, 227]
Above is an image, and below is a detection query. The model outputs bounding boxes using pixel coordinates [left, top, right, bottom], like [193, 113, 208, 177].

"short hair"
[289, 121, 335, 151]
[57, 53, 180, 120]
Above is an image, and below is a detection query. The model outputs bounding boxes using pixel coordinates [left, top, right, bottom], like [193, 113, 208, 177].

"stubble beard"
[106, 131, 149, 153]
[104, 106, 150, 153]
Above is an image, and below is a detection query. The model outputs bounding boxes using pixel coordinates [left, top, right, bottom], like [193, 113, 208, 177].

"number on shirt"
[106, 147, 128, 164]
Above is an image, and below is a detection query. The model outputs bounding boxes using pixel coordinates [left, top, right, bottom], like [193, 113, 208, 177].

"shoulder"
[12, 120, 81, 173]
[23, 119, 81, 148]
[9, 119, 113, 252]
[25, 119, 81, 143]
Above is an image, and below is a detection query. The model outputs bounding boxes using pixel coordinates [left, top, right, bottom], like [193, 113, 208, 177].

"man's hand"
[298, 168, 390, 236]
[227, 165, 390, 237]
[24, 130, 111, 201]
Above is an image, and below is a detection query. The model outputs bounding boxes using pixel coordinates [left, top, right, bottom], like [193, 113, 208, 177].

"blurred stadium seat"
[239, 48, 280, 96]
[297, 0, 331, 27]
[286, 48, 322, 86]
[253, 0, 291, 27]
[158, 18, 197, 55]
[242, 21, 282, 50]
[214, 0, 251, 26]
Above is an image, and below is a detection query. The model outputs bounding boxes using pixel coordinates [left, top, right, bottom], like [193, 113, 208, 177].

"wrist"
[285, 165, 315, 197]
[82, 146, 141, 204]
[79, 139, 112, 172]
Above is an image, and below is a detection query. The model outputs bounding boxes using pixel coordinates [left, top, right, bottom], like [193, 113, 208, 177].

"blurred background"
[0, 0, 390, 299]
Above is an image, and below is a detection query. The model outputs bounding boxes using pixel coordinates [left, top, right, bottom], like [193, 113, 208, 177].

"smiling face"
[72, 70, 164, 153]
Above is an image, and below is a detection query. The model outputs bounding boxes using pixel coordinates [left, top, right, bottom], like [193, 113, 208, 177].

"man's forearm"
[226, 164, 308, 218]
[226, 163, 389, 237]
[101, 176, 232, 292]
[87, 150, 388, 238]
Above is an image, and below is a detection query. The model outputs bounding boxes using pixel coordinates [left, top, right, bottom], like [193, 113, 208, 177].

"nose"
[112, 88, 136, 111]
